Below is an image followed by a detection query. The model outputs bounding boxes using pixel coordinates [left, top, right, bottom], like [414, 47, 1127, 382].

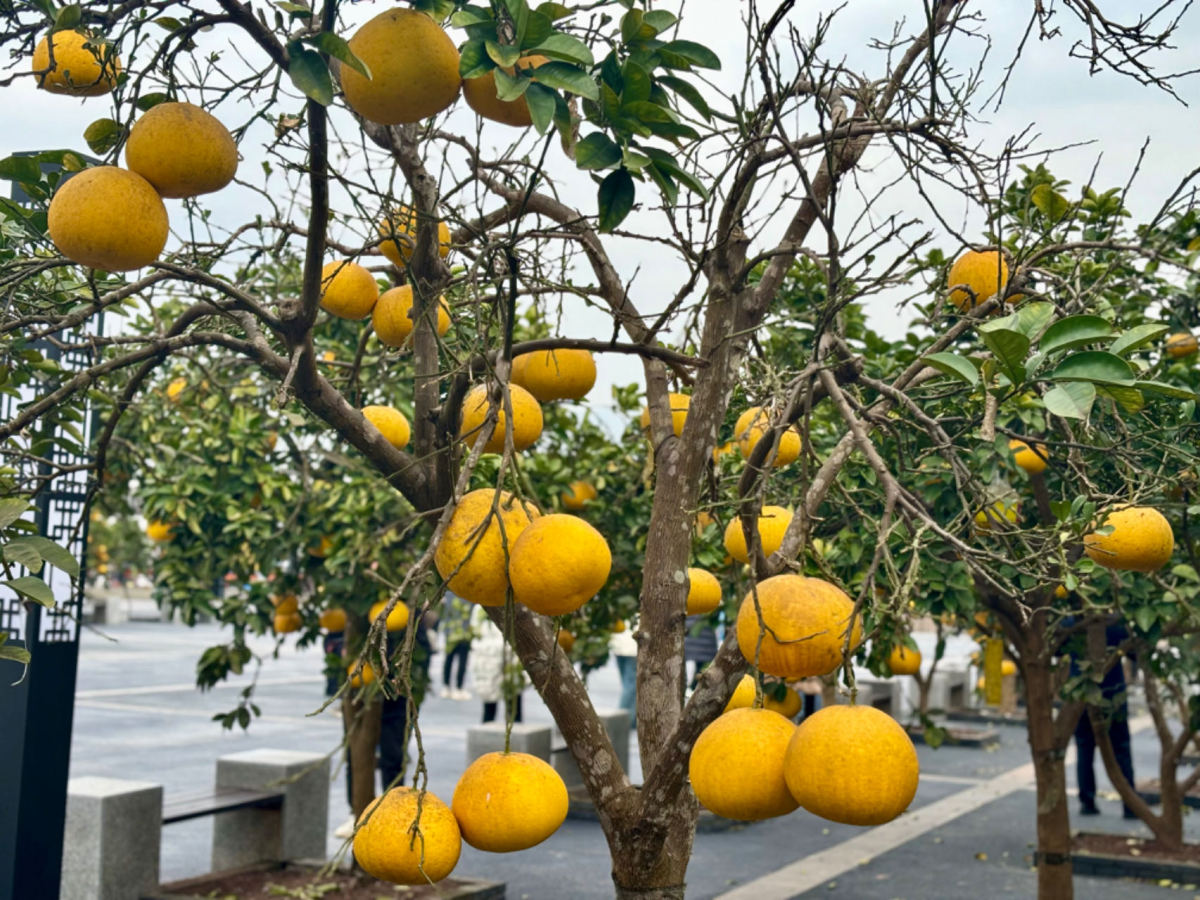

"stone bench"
[61, 749, 328, 900]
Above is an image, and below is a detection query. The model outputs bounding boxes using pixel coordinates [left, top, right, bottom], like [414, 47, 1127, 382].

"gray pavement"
[67, 617, 1196, 899]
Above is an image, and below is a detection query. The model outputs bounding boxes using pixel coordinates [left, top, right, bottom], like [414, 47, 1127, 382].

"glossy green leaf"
[532, 61, 598, 100]
[287, 47, 333, 105]
[83, 118, 122, 154]
[493, 67, 529, 101]
[1049, 351, 1134, 386]
[4, 576, 55, 608]
[0, 156, 42, 184]
[459, 41, 494, 79]
[135, 92, 172, 111]
[53, 5, 83, 30]
[642, 10, 678, 34]
[1109, 323, 1170, 357]
[658, 39, 721, 70]
[597, 168, 635, 232]
[923, 352, 980, 386]
[14, 536, 79, 577]
[1043, 382, 1096, 420]
[0, 641, 31, 666]
[524, 82, 556, 133]
[485, 40, 522, 68]
[0, 499, 30, 530]
[1031, 183, 1070, 221]
[1098, 384, 1145, 413]
[575, 132, 622, 170]
[977, 326, 1029, 385]
[308, 32, 371, 79]
[531, 33, 594, 66]
[1138, 380, 1200, 400]
[1039, 315, 1112, 354]
[657, 74, 711, 120]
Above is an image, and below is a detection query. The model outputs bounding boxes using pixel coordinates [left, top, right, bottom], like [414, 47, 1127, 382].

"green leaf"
[459, 40, 494, 79]
[1138, 380, 1200, 401]
[532, 61, 598, 100]
[16, 536, 79, 577]
[1013, 301, 1056, 338]
[4, 576, 56, 608]
[0, 498, 30, 530]
[1039, 315, 1113, 354]
[657, 74, 711, 120]
[1049, 350, 1134, 386]
[485, 40, 522, 68]
[620, 60, 652, 104]
[1109, 323, 1170, 357]
[0, 156, 43, 184]
[658, 39, 721, 70]
[2, 539, 42, 571]
[493, 67, 529, 101]
[287, 46, 333, 105]
[1132, 604, 1157, 633]
[0, 642, 31, 666]
[523, 11, 553, 47]
[642, 9, 678, 34]
[976, 325, 1029, 385]
[642, 147, 708, 197]
[53, 5, 83, 30]
[275, 1, 313, 19]
[83, 118, 122, 154]
[135, 92, 172, 111]
[1043, 382, 1096, 420]
[1031, 183, 1071, 221]
[923, 352, 980, 386]
[597, 168, 635, 232]
[524, 82, 556, 134]
[308, 32, 370, 79]
[575, 133, 622, 170]
[450, 5, 491, 26]
[536, 2, 570, 20]
[1098, 384, 1145, 413]
[531, 33, 594, 66]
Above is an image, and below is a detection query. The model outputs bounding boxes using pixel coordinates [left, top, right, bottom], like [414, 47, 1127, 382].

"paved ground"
[67, 613, 1200, 899]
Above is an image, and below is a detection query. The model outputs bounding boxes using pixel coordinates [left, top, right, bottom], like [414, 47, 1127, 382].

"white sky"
[4, 2, 1198, 425]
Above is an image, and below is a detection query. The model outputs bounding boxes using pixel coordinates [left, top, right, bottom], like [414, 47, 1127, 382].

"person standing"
[439, 592, 473, 700]
[1068, 620, 1135, 818]
[470, 604, 525, 723]
[684, 615, 718, 691]
[610, 622, 638, 729]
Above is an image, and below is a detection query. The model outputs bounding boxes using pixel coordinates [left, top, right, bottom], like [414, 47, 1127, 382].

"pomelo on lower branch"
[458, 383, 544, 454]
[362, 405, 411, 450]
[373, 285, 451, 346]
[722, 506, 794, 563]
[48, 166, 168, 271]
[887, 644, 922, 676]
[509, 514, 611, 616]
[560, 480, 597, 510]
[369, 599, 409, 632]
[511, 348, 596, 401]
[1084, 505, 1174, 572]
[33, 29, 120, 95]
[689, 708, 799, 821]
[735, 406, 802, 467]
[434, 489, 539, 607]
[318, 608, 347, 632]
[124, 101, 238, 198]
[685, 567, 722, 615]
[320, 260, 378, 320]
[638, 392, 690, 436]
[784, 705, 919, 826]
[451, 752, 568, 851]
[724, 674, 802, 718]
[354, 787, 461, 884]
[736, 574, 862, 679]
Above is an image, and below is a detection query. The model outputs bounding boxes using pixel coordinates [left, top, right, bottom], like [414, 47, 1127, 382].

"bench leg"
[212, 749, 329, 871]
[61, 776, 162, 900]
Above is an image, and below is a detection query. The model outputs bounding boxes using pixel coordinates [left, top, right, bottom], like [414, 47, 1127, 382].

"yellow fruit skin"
[1084, 505, 1175, 572]
[320, 261, 378, 320]
[556, 630, 575, 652]
[362, 405, 411, 450]
[273, 594, 299, 615]
[33, 31, 120, 96]
[1166, 332, 1198, 358]
[451, 752, 568, 852]
[722, 506, 793, 564]
[459, 384, 544, 454]
[736, 574, 862, 679]
[639, 392, 690, 437]
[49, 167, 168, 271]
[686, 567, 722, 615]
[347, 661, 375, 687]
[378, 206, 452, 269]
[509, 514, 611, 616]
[125, 102, 238, 198]
[560, 480, 597, 510]
[736, 407, 801, 467]
[319, 608, 347, 632]
[373, 285, 451, 346]
[1009, 439, 1048, 474]
[146, 520, 173, 542]
[689, 708, 799, 821]
[434, 489, 539, 606]
[887, 645, 922, 676]
[511, 349, 596, 402]
[947, 249, 1008, 311]
[784, 705, 919, 826]
[973, 501, 1018, 532]
[1001, 659, 1017, 677]
[342, 9, 461, 125]
[369, 599, 410, 632]
[273, 611, 301, 633]
[354, 787, 461, 884]
[462, 56, 548, 127]
[723, 674, 801, 718]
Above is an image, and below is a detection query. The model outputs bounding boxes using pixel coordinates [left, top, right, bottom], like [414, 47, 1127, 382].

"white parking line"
[76, 676, 325, 699]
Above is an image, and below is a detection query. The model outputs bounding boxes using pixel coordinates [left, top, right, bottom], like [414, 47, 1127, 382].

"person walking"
[470, 604, 525, 723]
[1068, 620, 1135, 818]
[439, 592, 473, 700]
[684, 615, 719, 690]
[610, 622, 638, 729]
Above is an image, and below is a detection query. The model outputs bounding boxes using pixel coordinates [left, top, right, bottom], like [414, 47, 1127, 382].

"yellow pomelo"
[347, 661, 375, 687]
[722, 506, 793, 563]
[166, 377, 187, 402]
[689, 708, 799, 821]
[560, 480, 597, 510]
[378, 205, 452, 269]
[373, 285, 451, 347]
[273, 611, 301, 633]
[1008, 439, 1048, 474]
[735, 406, 801, 467]
[33, 30, 120, 96]
[273, 593, 299, 615]
[509, 514, 611, 616]
[947, 249, 1008, 311]
[784, 705, 919, 826]
[1084, 505, 1174, 572]
[511, 349, 596, 402]
[342, 9, 461, 125]
[1166, 332, 1198, 358]
[736, 574, 861, 679]
[353, 787, 461, 884]
[887, 644, 922, 676]
[125, 102, 238, 198]
[458, 384, 544, 454]
[685, 567, 722, 615]
[462, 56, 549, 128]
[320, 260, 378, 320]
[451, 751, 568, 852]
[1001, 659, 1018, 677]
[362, 405, 411, 450]
[146, 520, 173, 542]
[723, 674, 801, 718]
[639, 392, 690, 437]
[369, 599, 410, 632]
[973, 501, 1018, 532]
[557, 630, 575, 652]
[318, 608, 347, 632]
[434, 489, 539, 606]
[48, 167, 168, 271]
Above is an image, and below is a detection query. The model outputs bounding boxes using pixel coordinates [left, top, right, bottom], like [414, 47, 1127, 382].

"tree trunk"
[342, 694, 382, 818]
[610, 804, 695, 900]
[1024, 654, 1075, 900]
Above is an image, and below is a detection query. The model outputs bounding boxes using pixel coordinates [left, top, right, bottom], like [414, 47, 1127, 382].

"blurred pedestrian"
[439, 592, 473, 700]
[471, 604, 525, 723]
[610, 622, 638, 729]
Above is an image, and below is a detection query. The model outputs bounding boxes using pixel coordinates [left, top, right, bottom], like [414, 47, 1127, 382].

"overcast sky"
[5, 2, 1198, 425]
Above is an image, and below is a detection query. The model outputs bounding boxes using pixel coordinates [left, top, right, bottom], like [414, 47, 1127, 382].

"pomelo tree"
[2, 2, 1199, 898]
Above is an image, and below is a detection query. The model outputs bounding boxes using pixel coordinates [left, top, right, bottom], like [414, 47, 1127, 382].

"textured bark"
[342, 695, 382, 819]
[1023, 648, 1075, 900]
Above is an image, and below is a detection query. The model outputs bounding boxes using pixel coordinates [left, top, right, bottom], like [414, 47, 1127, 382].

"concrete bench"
[466, 722, 553, 766]
[61, 749, 328, 900]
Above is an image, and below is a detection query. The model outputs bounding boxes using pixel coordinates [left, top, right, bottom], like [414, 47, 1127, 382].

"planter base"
[944, 706, 1027, 726]
[146, 861, 505, 900]
[1136, 778, 1200, 810]
[1069, 832, 1200, 883]
[907, 723, 1000, 748]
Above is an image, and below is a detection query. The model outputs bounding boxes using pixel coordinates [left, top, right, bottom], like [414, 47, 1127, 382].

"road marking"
[917, 773, 985, 785]
[716, 714, 1151, 900]
[76, 676, 325, 699]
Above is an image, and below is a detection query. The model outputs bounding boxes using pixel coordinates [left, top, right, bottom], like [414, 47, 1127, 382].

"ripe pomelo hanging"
[736, 574, 861, 678]
[458, 384, 543, 454]
[373, 285, 451, 347]
[462, 56, 549, 127]
[146, 520, 174, 542]
[451, 751, 568, 851]
[318, 608, 347, 632]
[369, 599, 409, 632]
[509, 514, 611, 616]
[887, 644, 922, 676]
[560, 481, 597, 510]
[511, 348, 596, 401]
[434, 489, 539, 606]
[48, 167, 168, 271]
[353, 787, 461, 883]
[638, 392, 689, 436]
[689, 708, 799, 821]
[722, 506, 793, 563]
[735, 406, 802, 467]
[125, 101, 238, 198]
[685, 567, 722, 615]
[33, 30, 120, 95]
[784, 705, 918, 826]
[362, 405, 411, 450]
[946, 249, 1008, 311]
[319, 260, 378, 320]
[378, 205, 452, 269]
[1084, 505, 1174, 572]
[274, 611, 301, 633]
[1008, 439, 1048, 474]
[1165, 332, 1198, 359]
